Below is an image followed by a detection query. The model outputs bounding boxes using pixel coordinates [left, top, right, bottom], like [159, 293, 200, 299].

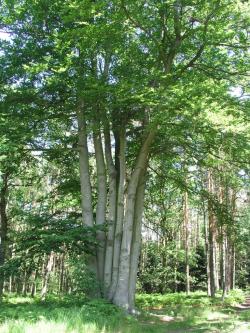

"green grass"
[0, 291, 249, 333]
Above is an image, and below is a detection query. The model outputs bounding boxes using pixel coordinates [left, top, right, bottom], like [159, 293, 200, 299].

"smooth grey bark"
[76, 106, 94, 227]
[113, 130, 155, 309]
[128, 167, 147, 310]
[104, 127, 117, 293]
[109, 129, 126, 300]
[93, 127, 107, 284]
[0, 173, 8, 300]
[76, 106, 99, 289]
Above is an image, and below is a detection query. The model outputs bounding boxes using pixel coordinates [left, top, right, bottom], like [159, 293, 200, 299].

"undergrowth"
[0, 290, 248, 333]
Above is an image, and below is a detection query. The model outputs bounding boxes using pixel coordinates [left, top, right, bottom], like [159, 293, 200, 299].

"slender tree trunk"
[0, 173, 8, 301]
[184, 191, 190, 295]
[22, 269, 27, 296]
[103, 127, 117, 294]
[31, 270, 38, 297]
[215, 243, 220, 291]
[225, 237, 231, 294]
[230, 243, 235, 290]
[208, 170, 217, 297]
[59, 253, 65, 294]
[76, 106, 94, 227]
[93, 126, 107, 286]
[113, 130, 155, 310]
[9, 275, 12, 293]
[76, 106, 99, 288]
[204, 215, 211, 296]
[41, 252, 54, 300]
[229, 190, 236, 290]
[221, 230, 226, 300]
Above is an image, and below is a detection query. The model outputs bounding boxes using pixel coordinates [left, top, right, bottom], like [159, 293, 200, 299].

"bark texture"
[0, 173, 8, 300]
[93, 126, 107, 284]
[113, 130, 155, 310]
[104, 127, 117, 293]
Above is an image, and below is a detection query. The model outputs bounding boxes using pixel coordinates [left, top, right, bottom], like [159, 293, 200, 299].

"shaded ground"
[141, 303, 250, 333]
[0, 292, 249, 333]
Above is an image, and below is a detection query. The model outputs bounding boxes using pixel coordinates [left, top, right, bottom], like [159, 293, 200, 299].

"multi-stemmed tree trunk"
[112, 130, 155, 310]
[0, 173, 8, 300]
[77, 105, 155, 309]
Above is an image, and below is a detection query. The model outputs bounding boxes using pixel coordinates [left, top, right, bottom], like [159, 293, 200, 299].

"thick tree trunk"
[103, 127, 117, 294]
[128, 168, 147, 310]
[93, 126, 107, 285]
[108, 129, 126, 300]
[113, 130, 155, 310]
[0, 173, 8, 301]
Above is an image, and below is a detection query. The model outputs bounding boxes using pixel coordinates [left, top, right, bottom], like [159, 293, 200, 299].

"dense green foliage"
[0, 0, 249, 318]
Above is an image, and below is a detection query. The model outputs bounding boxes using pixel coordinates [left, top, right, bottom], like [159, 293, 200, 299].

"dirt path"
[234, 295, 250, 311]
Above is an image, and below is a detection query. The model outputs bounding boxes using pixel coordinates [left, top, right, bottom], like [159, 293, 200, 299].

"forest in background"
[0, 0, 250, 324]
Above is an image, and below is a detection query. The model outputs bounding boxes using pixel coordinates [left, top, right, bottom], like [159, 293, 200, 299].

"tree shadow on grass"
[140, 304, 250, 333]
[0, 296, 132, 333]
[0, 296, 249, 333]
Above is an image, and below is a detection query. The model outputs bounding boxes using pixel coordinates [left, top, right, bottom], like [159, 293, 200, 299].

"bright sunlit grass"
[0, 291, 249, 333]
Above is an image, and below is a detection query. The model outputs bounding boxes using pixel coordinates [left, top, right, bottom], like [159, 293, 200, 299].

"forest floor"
[0, 290, 249, 333]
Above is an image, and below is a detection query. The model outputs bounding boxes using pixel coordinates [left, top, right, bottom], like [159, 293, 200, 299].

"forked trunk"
[113, 130, 155, 310]
[108, 129, 126, 300]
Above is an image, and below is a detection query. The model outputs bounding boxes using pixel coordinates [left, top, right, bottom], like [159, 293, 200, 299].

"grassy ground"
[0, 290, 249, 333]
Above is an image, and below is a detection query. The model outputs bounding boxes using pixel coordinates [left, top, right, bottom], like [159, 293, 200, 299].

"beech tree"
[0, 0, 249, 310]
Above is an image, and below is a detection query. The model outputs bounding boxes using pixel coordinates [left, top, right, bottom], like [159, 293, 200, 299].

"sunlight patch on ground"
[0, 320, 108, 333]
[206, 311, 230, 321]
[232, 322, 250, 333]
